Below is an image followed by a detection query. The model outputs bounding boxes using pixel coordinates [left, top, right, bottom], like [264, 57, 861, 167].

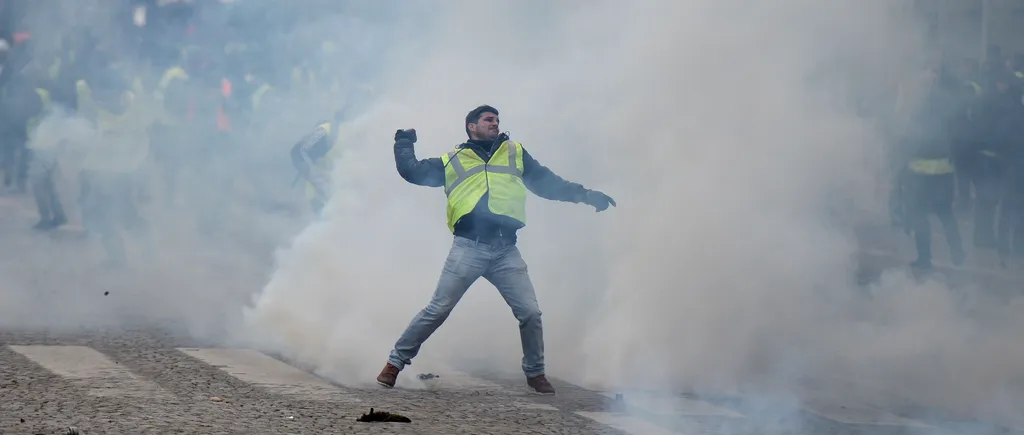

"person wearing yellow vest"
[376, 105, 616, 394]
[892, 68, 965, 270]
[150, 64, 191, 206]
[25, 86, 69, 230]
[290, 111, 344, 215]
[78, 82, 156, 268]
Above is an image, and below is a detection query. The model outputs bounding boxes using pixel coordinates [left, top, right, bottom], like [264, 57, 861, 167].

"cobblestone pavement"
[2, 329, 1021, 435]
[2, 194, 1023, 434]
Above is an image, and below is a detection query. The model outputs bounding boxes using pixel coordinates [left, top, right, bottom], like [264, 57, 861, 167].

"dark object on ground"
[356, 407, 412, 423]
[416, 373, 439, 380]
[103, 291, 109, 296]
[65, 427, 80, 435]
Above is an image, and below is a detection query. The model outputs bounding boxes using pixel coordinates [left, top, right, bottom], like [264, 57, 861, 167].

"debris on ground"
[285, 416, 295, 421]
[356, 407, 412, 423]
[416, 373, 440, 380]
[103, 291, 109, 296]
[209, 396, 224, 402]
[65, 427, 80, 435]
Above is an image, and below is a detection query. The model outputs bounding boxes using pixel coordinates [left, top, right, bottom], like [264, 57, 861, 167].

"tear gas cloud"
[3, 0, 1023, 432]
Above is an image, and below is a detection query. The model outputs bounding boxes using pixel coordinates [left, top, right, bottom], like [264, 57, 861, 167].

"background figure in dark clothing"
[0, 77, 34, 193]
[897, 67, 965, 269]
[952, 59, 984, 214]
[993, 74, 1024, 260]
[973, 74, 1021, 249]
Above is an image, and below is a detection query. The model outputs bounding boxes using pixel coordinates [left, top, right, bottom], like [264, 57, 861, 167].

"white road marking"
[600, 391, 745, 418]
[802, 397, 933, 428]
[8, 345, 169, 399]
[576, 411, 683, 435]
[177, 348, 357, 402]
[513, 400, 559, 411]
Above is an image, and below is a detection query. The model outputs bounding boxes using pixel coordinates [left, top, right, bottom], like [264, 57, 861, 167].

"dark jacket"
[904, 86, 960, 161]
[975, 89, 1024, 160]
[394, 137, 589, 243]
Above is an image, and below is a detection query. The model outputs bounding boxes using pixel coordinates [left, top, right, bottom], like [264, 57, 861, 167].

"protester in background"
[894, 66, 965, 270]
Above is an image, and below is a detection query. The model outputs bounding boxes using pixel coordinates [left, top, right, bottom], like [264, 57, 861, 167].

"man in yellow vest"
[290, 110, 344, 215]
[893, 68, 965, 270]
[78, 80, 155, 267]
[375, 105, 616, 394]
[25, 85, 69, 230]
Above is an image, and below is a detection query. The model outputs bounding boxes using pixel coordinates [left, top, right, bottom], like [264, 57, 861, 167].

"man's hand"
[582, 189, 616, 212]
[395, 129, 417, 143]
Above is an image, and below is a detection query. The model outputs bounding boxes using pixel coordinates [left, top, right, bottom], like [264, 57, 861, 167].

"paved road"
[2, 193, 1023, 434]
[3, 329, 1021, 435]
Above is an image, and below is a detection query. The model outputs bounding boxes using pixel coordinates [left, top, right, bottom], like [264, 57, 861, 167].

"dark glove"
[395, 128, 417, 143]
[582, 189, 616, 212]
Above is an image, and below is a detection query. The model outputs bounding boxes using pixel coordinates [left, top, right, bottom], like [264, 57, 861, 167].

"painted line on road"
[513, 400, 559, 411]
[177, 348, 358, 402]
[802, 397, 934, 428]
[576, 411, 682, 435]
[8, 345, 170, 399]
[599, 391, 745, 418]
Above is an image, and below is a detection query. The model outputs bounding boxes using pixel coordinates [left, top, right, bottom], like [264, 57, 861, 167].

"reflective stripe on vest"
[440, 141, 526, 233]
[908, 158, 954, 175]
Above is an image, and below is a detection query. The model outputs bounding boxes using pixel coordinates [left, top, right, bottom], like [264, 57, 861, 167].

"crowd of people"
[0, 0, 365, 267]
[0, 1, 1021, 274]
[886, 51, 1024, 270]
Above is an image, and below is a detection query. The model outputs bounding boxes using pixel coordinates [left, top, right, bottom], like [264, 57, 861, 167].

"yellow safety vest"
[440, 141, 526, 233]
[251, 83, 273, 111]
[305, 122, 339, 200]
[27, 88, 51, 142]
[82, 92, 152, 173]
[908, 157, 954, 175]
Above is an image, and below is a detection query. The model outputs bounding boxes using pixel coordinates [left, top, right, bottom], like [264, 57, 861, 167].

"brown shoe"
[376, 363, 400, 388]
[527, 374, 556, 395]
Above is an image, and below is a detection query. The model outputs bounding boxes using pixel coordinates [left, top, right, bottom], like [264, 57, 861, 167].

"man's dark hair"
[465, 104, 498, 138]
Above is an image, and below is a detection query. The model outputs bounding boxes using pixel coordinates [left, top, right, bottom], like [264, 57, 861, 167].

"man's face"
[469, 112, 500, 140]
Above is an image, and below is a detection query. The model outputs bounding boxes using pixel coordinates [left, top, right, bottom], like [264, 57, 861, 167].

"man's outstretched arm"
[522, 147, 616, 211]
[394, 129, 445, 187]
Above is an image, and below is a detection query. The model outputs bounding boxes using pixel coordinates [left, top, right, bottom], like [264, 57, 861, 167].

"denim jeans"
[388, 236, 545, 377]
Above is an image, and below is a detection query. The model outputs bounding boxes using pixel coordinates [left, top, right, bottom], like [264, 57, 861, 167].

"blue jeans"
[388, 236, 545, 377]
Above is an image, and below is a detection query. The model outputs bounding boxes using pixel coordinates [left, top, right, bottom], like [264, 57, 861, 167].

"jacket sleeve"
[394, 138, 445, 187]
[521, 147, 589, 203]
